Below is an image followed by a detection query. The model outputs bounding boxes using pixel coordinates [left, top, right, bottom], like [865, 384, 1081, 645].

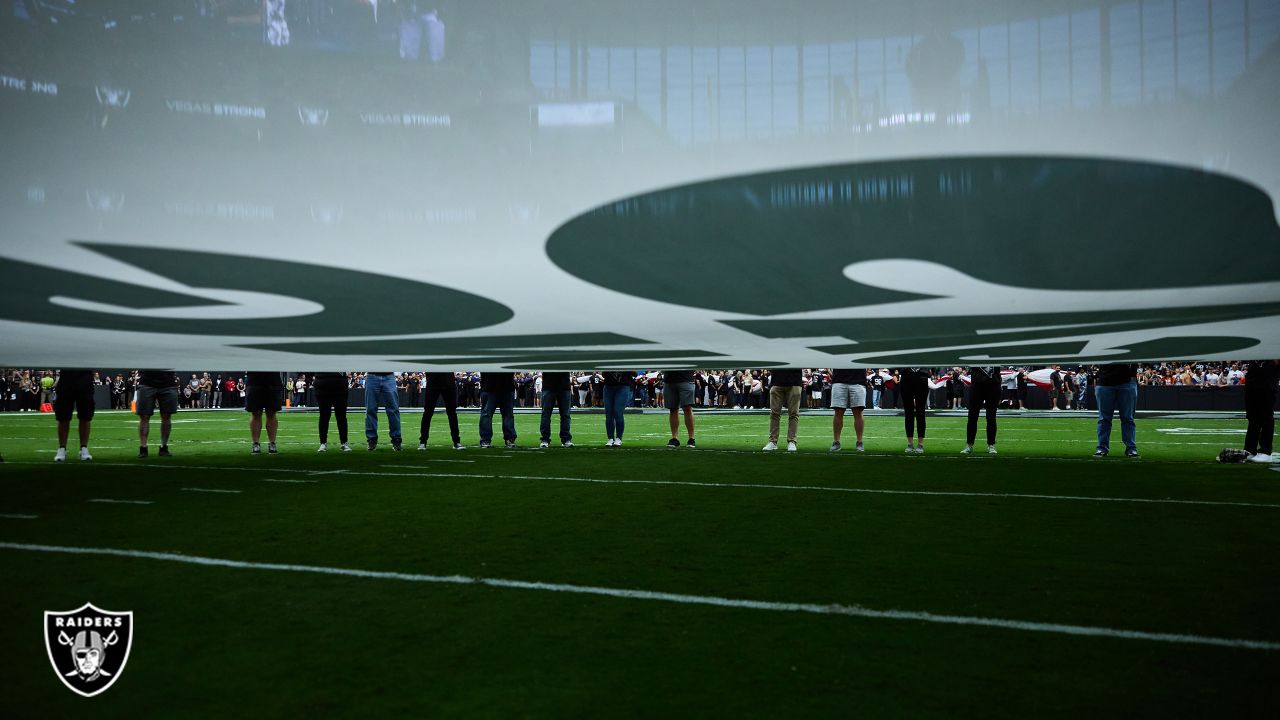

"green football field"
[1, 408, 1277, 718]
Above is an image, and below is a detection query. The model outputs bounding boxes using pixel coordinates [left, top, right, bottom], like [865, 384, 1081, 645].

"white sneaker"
[562, 441, 574, 448]
[78, 447, 92, 461]
[988, 445, 998, 455]
[1250, 453, 1274, 463]
[417, 443, 427, 451]
[614, 439, 622, 447]
[341, 443, 351, 452]
[786, 441, 797, 452]
[855, 442, 864, 453]
[539, 441, 550, 449]
[605, 438, 616, 447]
[763, 441, 778, 451]
[54, 448, 67, 463]
[916, 445, 925, 454]
[905, 444, 915, 454]
[317, 443, 327, 453]
[961, 445, 972, 454]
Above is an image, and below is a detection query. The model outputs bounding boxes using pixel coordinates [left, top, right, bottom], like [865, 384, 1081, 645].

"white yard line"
[180, 488, 242, 494]
[87, 499, 153, 505]
[0, 513, 38, 519]
[261, 478, 318, 484]
[373, 472, 1280, 510]
[0, 541, 1273, 651]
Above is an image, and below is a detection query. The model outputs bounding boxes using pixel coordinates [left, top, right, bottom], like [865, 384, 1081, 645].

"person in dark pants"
[313, 372, 351, 452]
[963, 366, 1001, 455]
[1094, 364, 1139, 458]
[601, 371, 634, 446]
[420, 371, 464, 450]
[895, 368, 931, 453]
[53, 369, 96, 462]
[539, 371, 574, 448]
[1244, 359, 1278, 462]
[479, 372, 517, 449]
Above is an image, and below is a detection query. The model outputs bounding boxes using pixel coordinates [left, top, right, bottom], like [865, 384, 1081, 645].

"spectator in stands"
[52, 369, 95, 462]
[538, 371, 574, 449]
[1244, 360, 1278, 462]
[1094, 364, 1139, 458]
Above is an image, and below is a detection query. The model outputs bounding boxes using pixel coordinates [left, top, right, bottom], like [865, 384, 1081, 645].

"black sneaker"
[1125, 449, 1140, 458]
[667, 438, 680, 448]
[1093, 448, 1108, 457]
[158, 446, 172, 458]
[268, 442, 278, 454]
[251, 443, 262, 455]
[392, 440, 402, 452]
[367, 440, 377, 451]
[138, 446, 148, 459]
[686, 438, 696, 448]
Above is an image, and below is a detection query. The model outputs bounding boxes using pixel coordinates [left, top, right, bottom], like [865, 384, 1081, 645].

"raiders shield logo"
[44, 603, 133, 697]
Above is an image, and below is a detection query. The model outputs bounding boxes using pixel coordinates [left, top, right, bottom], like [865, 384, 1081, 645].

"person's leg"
[559, 389, 573, 443]
[335, 396, 349, 445]
[266, 410, 278, 444]
[539, 391, 553, 443]
[786, 386, 801, 444]
[479, 392, 496, 445]
[1095, 385, 1115, 453]
[903, 385, 916, 443]
[683, 405, 696, 440]
[1262, 401, 1276, 455]
[250, 410, 262, 443]
[833, 407, 845, 443]
[444, 386, 460, 445]
[138, 414, 151, 447]
[159, 413, 172, 447]
[1118, 381, 1137, 453]
[984, 384, 999, 446]
[364, 376, 380, 443]
[420, 385, 440, 445]
[500, 393, 516, 442]
[853, 407, 865, 443]
[319, 399, 332, 445]
[383, 380, 402, 445]
[615, 387, 630, 439]
[767, 386, 783, 443]
[603, 386, 617, 440]
[915, 388, 927, 441]
[78, 418, 91, 449]
[965, 395, 980, 446]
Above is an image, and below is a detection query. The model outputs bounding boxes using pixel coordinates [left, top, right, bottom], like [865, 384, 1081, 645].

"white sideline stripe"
[0, 541, 1273, 652]
[262, 478, 317, 484]
[383, 472, 1280, 510]
[385, 462, 477, 468]
[180, 488, 242, 494]
[0, 513, 38, 520]
[87, 499, 153, 505]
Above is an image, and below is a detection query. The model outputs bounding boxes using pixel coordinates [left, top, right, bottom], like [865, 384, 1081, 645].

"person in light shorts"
[829, 369, 867, 452]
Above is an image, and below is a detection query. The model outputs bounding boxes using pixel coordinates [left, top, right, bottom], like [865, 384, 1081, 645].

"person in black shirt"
[53, 369, 96, 462]
[1094, 364, 1139, 457]
[895, 368, 931, 453]
[1244, 360, 1278, 462]
[245, 371, 283, 454]
[135, 369, 179, 458]
[829, 368, 867, 452]
[539, 372, 574, 448]
[963, 367, 1001, 455]
[420, 371, 464, 450]
[312, 372, 351, 452]
[1049, 366, 1063, 410]
[479, 372, 517, 448]
[1015, 368, 1029, 410]
[602, 371, 634, 446]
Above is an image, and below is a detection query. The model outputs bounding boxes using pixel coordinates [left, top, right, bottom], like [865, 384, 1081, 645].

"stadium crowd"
[3, 362, 1276, 465]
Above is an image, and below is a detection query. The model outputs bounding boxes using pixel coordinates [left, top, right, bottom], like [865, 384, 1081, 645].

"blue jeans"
[539, 389, 572, 443]
[364, 374, 401, 443]
[1095, 381, 1137, 453]
[603, 385, 632, 439]
[479, 391, 516, 444]
[872, 388, 882, 408]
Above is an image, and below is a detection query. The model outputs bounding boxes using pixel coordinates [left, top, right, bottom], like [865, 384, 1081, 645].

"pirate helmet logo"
[44, 603, 133, 697]
[94, 86, 131, 109]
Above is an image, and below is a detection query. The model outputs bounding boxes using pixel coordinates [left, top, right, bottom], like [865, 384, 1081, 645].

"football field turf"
[1, 409, 1277, 717]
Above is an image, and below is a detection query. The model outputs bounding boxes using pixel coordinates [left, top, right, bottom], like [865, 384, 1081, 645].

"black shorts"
[244, 386, 283, 413]
[54, 386, 95, 422]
